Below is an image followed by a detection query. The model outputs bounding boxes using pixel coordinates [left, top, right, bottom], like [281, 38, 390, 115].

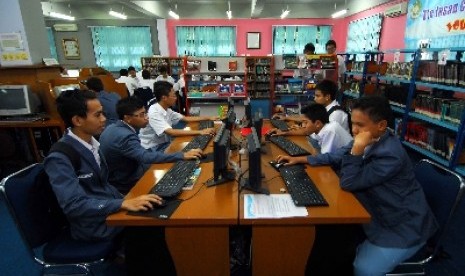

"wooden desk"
[239, 134, 371, 276]
[107, 126, 238, 276]
[0, 118, 64, 162]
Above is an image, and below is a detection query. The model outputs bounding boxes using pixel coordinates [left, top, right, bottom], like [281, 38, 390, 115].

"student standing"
[277, 96, 437, 275]
[100, 96, 203, 194]
[325, 39, 346, 86]
[139, 81, 217, 150]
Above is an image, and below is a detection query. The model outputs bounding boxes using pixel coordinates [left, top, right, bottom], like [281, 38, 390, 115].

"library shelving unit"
[273, 54, 339, 116]
[140, 56, 183, 80]
[246, 56, 274, 118]
[183, 56, 247, 116]
[343, 48, 465, 176]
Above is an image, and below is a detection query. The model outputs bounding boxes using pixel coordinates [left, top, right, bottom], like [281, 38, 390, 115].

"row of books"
[415, 94, 465, 125]
[417, 61, 465, 87]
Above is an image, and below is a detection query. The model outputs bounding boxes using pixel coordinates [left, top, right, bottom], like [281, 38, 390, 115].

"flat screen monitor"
[225, 107, 236, 132]
[244, 98, 252, 127]
[241, 127, 269, 194]
[207, 123, 236, 187]
[0, 85, 40, 116]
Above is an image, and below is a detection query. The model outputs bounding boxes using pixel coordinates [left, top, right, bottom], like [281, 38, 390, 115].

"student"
[139, 81, 217, 150]
[270, 103, 352, 154]
[155, 65, 175, 84]
[138, 69, 156, 89]
[100, 96, 203, 194]
[277, 96, 438, 275]
[116, 68, 138, 96]
[313, 79, 350, 132]
[325, 39, 346, 85]
[43, 90, 176, 275]
[86, 77, 121, 126]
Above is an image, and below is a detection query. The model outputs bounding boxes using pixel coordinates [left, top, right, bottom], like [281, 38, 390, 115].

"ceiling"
[41, 0, 394, 21]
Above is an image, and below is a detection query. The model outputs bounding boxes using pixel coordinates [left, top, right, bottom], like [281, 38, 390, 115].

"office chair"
[0, 163, 118, 275]
[386, 159, 465, 275]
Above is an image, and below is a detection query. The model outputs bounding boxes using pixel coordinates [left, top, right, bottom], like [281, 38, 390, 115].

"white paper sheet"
[244, 194, 308, 219]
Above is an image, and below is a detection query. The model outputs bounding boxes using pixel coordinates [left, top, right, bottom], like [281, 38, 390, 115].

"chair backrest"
[0, 163, 68, 249]
[134, 87, 155, 108]
[414, 159, 465, 257]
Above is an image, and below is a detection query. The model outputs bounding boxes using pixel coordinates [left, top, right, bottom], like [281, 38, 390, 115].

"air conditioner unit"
[53, 24, 78, 32]
[384, 2, 407, 18]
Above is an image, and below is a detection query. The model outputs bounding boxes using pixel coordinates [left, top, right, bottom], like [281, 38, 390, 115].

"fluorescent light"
[331, 9, 348, 18]
[49, 12, 75, 21]
[169, 10, 180, 19]
[280, 9, 289, 19]
[226, 10, 232, 19]
[109, 10, 127, 20]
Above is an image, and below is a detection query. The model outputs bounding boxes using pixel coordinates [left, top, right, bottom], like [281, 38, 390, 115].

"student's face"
[326, 44, 336, 54]
[351, 109, 387, 139]
[162, 89, 177, 106]
[129, 70, 136, 78]
[74, 99, 106, 136]
[126, 108, 148, 128]
[314, 90, 331, 106]
[301, 116, 320, 135]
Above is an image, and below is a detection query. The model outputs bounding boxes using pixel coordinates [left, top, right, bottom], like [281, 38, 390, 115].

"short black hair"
[325, 40, 337, 49]
[119, 69, 128, 76]
[56, 89, 97, 128]
[116, 96, 145, 120]
[142, 69, 151, 80]
[127, 66, 136, 72]
[153, 81, 174, 101]
[158, 65, 168, 74]
[315, 79, 338, 100]
[303, 43, 315, 54]
[352, 96, 393, 123]
[86, 77, 104, 92]
[301, 103, 329, 125]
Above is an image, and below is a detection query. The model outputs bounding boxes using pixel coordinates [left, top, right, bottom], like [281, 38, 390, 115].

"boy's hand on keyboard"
[276, 155, 305, 166]
[200, 128, 215, 136]
[121, 194, 163, 212]
[184, 149, 203, 160]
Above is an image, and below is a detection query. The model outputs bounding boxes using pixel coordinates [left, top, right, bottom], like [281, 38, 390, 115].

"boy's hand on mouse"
[200, 128, 215, 136]
[121, 194, 163, 212]
[184, 149, 203, 160]
[352, 131, 375, 155]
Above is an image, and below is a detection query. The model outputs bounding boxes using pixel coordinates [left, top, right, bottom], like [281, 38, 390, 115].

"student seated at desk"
[313, 79, 350, 132]
[139, 81, 217, 150]
[44, 89, 176, 275]
[269, 103, 352, 154]
[85, 77, 121, 126]
[100, 96, 203, 194]
[277, 96, 438, 276]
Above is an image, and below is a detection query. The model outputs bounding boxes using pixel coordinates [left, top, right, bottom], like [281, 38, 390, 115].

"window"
[272, 25, 332, 54]
[176, 26, 236, 56]
[90, 26, 153, 72]
[46, 27, 58, 61]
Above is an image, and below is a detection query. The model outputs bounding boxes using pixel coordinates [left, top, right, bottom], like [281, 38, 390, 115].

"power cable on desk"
[181, 179, 210, 202]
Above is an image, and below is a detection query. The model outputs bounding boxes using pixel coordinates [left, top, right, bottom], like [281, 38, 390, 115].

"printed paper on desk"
[244, 194, 308, 219]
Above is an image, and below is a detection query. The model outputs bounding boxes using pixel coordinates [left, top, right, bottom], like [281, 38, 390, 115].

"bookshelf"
[245, 56, 274, 118]
[140, 57, 183, 80]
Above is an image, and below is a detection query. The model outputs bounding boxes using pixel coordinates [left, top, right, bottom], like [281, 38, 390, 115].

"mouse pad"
[199, 152, 214, 163]
[127, 199, 182, 219]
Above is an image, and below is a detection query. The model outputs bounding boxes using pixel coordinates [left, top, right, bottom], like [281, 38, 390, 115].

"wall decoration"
[62, 38, 80, 59]
[247, 32, 261, 49]
[346, 14, 383, 60]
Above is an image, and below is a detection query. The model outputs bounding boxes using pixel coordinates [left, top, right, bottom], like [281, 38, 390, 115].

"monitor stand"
[206, 171, 236, 187]
[240, 178, 270, 195]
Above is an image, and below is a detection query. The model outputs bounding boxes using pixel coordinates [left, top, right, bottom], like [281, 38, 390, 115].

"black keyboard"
[0, 115, 46, 122]
[198, 120, 214, 129]
[269, 135, 310, 156]
[279, 165, 328, 206]
[149, 160, 199, 198]
[182, 134, 212, 152]
[270, 119, 289, 131]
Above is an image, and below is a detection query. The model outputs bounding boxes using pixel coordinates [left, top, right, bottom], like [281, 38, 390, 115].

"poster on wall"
[405, 0, 465, 49]
[0, 32, 30, 66]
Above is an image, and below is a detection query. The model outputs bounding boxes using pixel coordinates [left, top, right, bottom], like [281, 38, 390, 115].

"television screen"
[0, 85, 39, 116]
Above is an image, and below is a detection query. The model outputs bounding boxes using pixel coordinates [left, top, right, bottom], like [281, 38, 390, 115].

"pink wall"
[166, 0, 408, 57]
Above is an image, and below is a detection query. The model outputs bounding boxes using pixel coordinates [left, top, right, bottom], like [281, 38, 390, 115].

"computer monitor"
[0, 85, 40, 116]
[243, 98, 252, 127]
[241, 127, 269, 194]
[225, 107, 236, 132]
[207, 123, 236, 187]
[252, 113, 263, 142]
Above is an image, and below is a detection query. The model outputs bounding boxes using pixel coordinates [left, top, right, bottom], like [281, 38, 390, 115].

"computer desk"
[239, 133, 371, 276]
[106, 123, 238, 276]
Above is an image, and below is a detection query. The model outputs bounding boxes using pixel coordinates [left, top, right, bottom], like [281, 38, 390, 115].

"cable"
[181, 179, 209, 202]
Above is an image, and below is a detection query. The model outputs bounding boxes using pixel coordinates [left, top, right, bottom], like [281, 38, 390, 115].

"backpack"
[327, 105, 352, 134]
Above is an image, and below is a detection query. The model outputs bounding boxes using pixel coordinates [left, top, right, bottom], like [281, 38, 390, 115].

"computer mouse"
[265, 130, 277, 141]
[269, 160, 286, 171]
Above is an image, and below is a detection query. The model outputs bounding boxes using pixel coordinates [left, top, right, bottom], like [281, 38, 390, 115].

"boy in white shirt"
[313, 79, 350, 132]
[155, 65, 175, 84]
[116, 68, 138, 96]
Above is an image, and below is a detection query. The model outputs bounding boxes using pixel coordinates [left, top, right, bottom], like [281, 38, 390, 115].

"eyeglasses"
[130, 111, 148, 118]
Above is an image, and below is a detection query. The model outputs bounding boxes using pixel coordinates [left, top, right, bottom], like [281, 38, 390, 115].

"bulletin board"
[345, 14, 383, 60]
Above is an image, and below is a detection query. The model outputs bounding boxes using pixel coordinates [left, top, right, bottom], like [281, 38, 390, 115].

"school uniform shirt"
[138, 103, 184, 149]
[313, 121, 353, 154]
[138, 78, 156, 90]
[326, 100, 350, 132]
[155, 75, 175, 85]
[116, 76, 138, 96]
